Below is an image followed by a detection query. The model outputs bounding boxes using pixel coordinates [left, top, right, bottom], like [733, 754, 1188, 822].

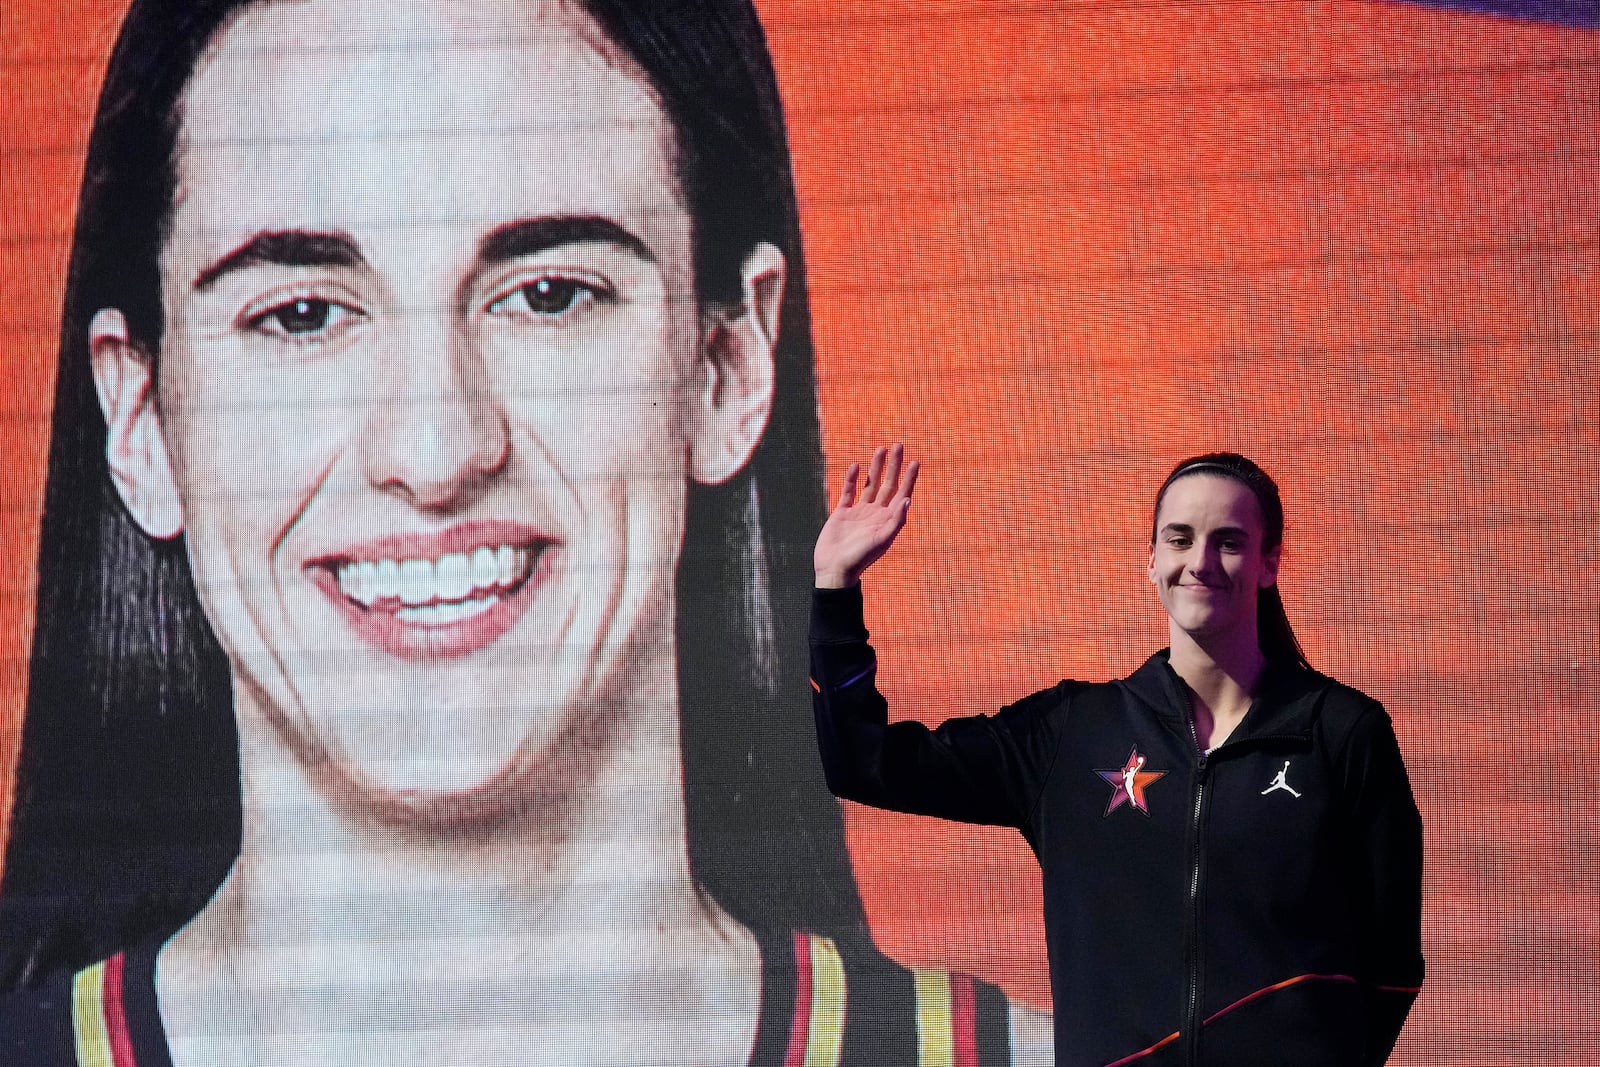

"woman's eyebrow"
[478, 215, 656, 267]
[192, 230, 364, 291]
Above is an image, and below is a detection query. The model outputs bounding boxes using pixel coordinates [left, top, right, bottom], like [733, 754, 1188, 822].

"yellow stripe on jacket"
[804, 934, 847, 1067]
[71, 961, 115, 1067]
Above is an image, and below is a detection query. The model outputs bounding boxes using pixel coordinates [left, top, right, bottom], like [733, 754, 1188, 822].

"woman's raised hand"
[814, 444, 921, 588]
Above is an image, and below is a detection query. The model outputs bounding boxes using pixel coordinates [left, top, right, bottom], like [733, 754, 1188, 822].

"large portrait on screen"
[0, 0, 1047, 1062]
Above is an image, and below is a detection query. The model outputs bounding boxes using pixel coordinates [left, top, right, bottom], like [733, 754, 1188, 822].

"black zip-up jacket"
[810, 585, 1423, 1067]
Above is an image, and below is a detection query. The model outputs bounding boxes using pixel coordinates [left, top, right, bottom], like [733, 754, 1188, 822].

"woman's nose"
[1188, 543, 1222, 577]
[360, 321, 509, 510]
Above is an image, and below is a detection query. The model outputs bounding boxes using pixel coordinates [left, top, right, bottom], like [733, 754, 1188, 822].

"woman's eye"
[489, 276, 606, 319]
[245, 297, 359, 339]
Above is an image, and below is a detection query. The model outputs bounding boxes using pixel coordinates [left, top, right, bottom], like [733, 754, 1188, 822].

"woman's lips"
[305, 523, 556, 659]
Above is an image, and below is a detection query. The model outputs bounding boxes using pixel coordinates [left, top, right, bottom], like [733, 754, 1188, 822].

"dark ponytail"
[1151, 452, 1311, 671]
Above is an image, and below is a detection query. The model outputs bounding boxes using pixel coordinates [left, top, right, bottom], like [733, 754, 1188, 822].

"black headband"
[1163, 460, 1241, 487]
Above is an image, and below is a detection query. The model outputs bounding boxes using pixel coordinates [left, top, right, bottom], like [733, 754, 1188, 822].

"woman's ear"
[688, 243, 783, 486]
[1260, 544, 1282, 587]
[89, 308, 185, 539]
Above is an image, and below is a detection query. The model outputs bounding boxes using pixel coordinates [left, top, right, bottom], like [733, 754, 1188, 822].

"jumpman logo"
[1260, 760, 1302, 798]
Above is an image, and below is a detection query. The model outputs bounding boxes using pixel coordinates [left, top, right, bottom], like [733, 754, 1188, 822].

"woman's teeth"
[336, 545, 532, 610]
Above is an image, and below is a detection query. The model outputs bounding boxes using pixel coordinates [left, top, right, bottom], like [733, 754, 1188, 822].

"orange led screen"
[0, 0, 1596, 1063]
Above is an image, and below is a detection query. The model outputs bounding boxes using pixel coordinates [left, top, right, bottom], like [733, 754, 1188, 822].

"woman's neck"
[1168, 625, 1267, 752]
[158, 680, 762, 1067]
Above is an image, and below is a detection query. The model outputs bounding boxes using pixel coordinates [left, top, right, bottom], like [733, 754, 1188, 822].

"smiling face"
[1147, 474, 1281, 648]
[88, 0, 781, 819]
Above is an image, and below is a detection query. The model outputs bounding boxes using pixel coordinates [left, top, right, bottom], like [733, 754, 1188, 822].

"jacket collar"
[1122, 649, 1332, 747]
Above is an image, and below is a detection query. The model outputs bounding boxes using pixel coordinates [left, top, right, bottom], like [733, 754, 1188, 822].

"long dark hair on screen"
[1150, 452, 1312, 671]
[0, 0, 868, 989]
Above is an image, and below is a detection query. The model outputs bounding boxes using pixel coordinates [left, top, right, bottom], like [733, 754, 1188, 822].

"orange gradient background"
[2, 1, 1598, 1062]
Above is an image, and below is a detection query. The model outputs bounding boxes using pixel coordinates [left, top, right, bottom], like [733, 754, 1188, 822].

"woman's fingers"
[863, 446, 887, 504]
[840, 444, 915, 514]
[835, 462, 860, 511]
[879, 444, 904, 507]
[815, 446, 920, 586]
[897, 459, 920, 506]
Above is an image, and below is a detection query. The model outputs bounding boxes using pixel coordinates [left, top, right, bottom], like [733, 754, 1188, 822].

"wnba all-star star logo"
[1095, 746, 1166, 817]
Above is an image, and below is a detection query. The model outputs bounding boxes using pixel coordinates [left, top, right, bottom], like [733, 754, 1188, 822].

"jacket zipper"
[1184, 754, 1209, 1066]
[1183, 706, 1208, 1066]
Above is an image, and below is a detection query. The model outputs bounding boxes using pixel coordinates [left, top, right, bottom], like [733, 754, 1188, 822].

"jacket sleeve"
[1340, 704, 1425, 1065]
[809, 584, 1065, 830]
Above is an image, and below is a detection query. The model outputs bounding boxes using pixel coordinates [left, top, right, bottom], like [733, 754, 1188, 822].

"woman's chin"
[317, 752, 560, 832]
[274, 694, 627, 834]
